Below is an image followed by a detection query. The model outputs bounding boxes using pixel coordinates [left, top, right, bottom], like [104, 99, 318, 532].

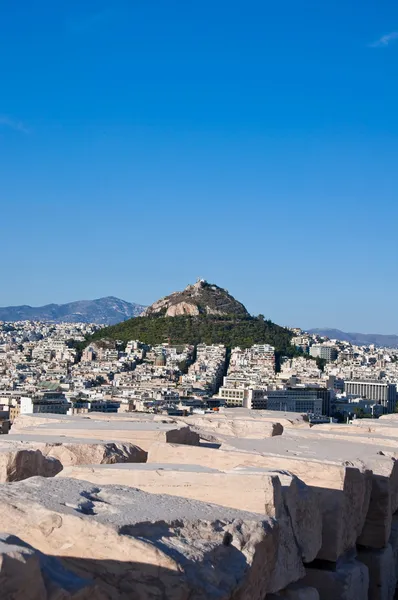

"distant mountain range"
[308, 328, 398, 348]
[0, 297, 146, 325]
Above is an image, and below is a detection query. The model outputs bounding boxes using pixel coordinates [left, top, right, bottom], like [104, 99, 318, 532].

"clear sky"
[0, 1, 397, 334]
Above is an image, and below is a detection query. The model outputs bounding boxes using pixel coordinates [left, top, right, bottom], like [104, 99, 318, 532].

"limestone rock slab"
[0, 448, 62, 482]
[0, 436, 147, 492]
[178, 415, 284, 439]
[301, 558, 369, 600]
[59, 462, 322, 563]
[11, 418, 200, 450]
[357, 544, 396, 600]
[148, 442, 371, 562]
[42, 440, 147, 466]
[279, 428, 398, 548]
[0, 532, 104, 599]
[212, 408, 310, 428]
[267, 582, 320, 599]
[0, 476, 305, 599]
[389, 514, 398, 585]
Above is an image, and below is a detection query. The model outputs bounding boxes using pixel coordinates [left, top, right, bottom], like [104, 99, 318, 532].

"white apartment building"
[309, 345, 338, 362]
[20, 395, 71, 415]
[218, 384, 266, 409]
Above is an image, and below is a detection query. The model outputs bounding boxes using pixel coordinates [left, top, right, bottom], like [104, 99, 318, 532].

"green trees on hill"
[89, 314, 298, 358]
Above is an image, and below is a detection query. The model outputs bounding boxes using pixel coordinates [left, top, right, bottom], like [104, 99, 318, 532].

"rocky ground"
[1, 409, 398, 599]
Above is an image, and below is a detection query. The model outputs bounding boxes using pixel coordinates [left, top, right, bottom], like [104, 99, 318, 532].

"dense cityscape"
[1, 315, 397, 428]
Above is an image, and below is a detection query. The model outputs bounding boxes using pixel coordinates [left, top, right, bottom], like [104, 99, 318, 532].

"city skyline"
[1, 1, 397, 334]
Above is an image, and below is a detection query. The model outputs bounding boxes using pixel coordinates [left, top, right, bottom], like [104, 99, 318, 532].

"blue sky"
[0, 1, 397, 333]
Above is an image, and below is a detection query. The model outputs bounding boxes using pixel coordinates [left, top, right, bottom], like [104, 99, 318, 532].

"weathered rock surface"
[0, 476, 306, 599]
[0, 532, 48, 599]
[8, 411, 398, 597]
[279, 428, 398, 548]
[267, 582, 320, 599]
[43, 440, 147, 466]
[11, 417, 200, 451]
[1, 434, 148, 466]
[148, 442, 371, 561]
[389, 514, 398, 586]
[182, 408, 310, 428]
[0, 447, 62, 482]
[311, 423, 398, 444]
[12, 414, 74, 431]
[58, 462, 322, 563]
[211, 429, 396, 550]
[177, 415, 284, 439]
[0, 532, 103, 599]
[301, 557, 369, 600]
[357, 544, 396, 600]
[141, 279, 250, 318]
[12, 412, 176, 427]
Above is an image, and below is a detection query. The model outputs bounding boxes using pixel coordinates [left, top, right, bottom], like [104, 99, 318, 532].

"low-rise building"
[20, 394, 71, 415]
[344, 380, 396, 413]
[266, 390, 323, 416]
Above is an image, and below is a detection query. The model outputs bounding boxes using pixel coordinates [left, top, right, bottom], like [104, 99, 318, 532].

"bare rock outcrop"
[41, 440, 147, 466]
[0, 476, 306, 599]
[165, 301, 200, 316]
[0, 532, 104, 599]
[142, 279, 249, 318]
[0, 448, 62, 482]
[0, 435, 147, 482]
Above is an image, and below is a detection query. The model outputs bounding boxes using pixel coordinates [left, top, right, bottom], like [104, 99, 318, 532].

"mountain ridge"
[0, 297, 146, 325]
[307, 328, 398, 348]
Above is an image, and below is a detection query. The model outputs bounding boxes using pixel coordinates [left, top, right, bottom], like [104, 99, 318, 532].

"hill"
[90, 314, 294, 352]
[0, 297, 146, 325]
[88, 281, 296, 358]
[308, 328, 398, 348]
[142, 279, 249, 318]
